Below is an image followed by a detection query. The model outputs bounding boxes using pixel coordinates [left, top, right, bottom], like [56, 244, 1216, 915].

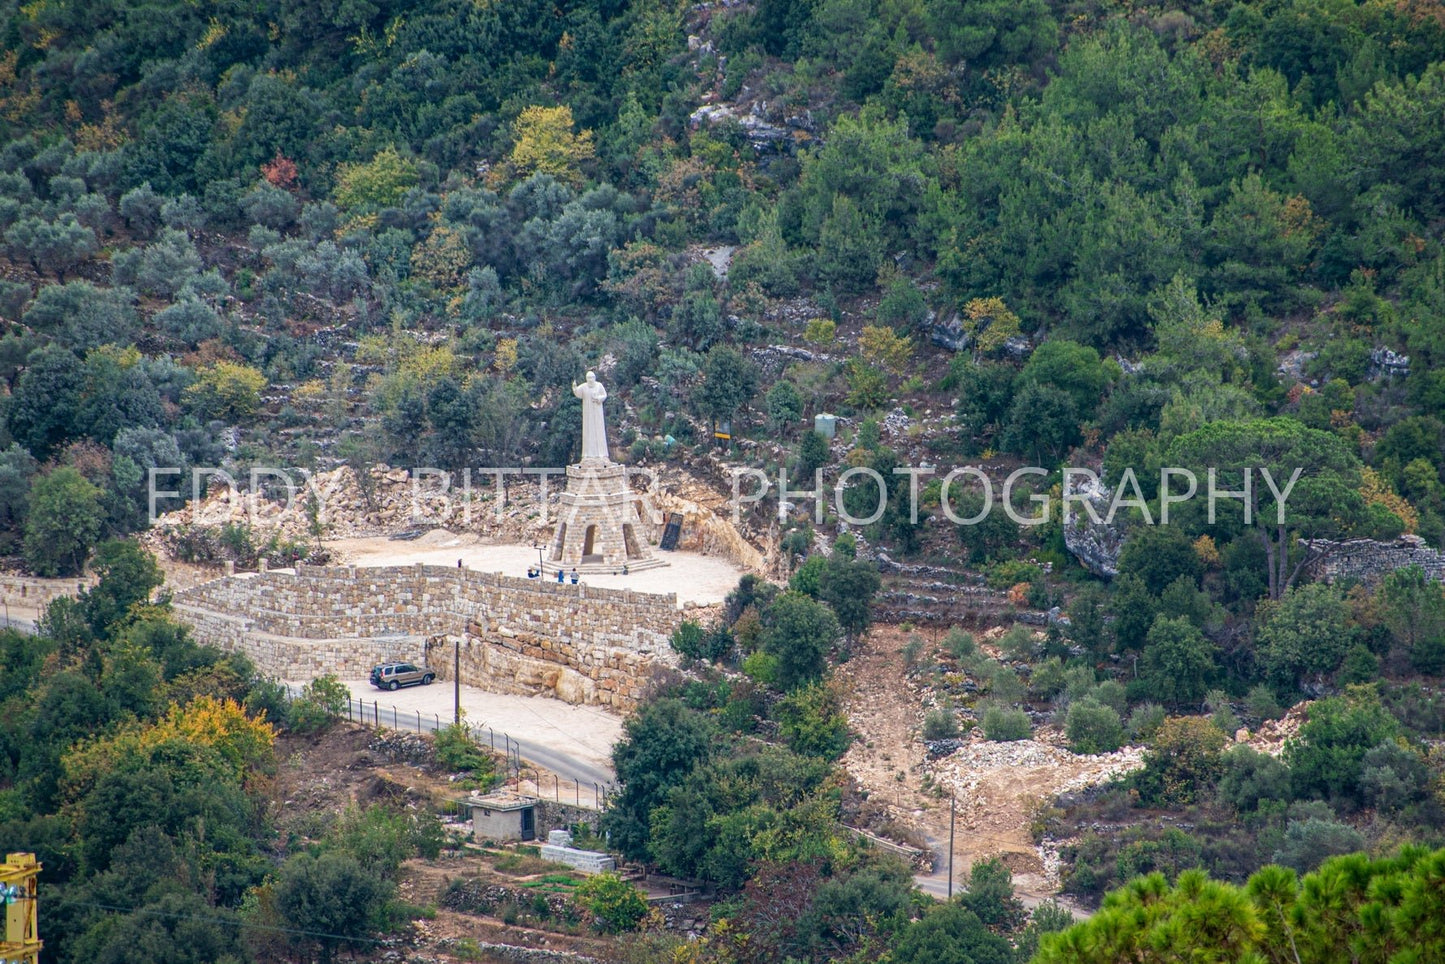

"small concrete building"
[467, 792, 537, 841]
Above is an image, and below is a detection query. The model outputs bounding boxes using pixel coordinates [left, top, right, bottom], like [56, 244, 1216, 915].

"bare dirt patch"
[837, 625, 1142, 904]
[269, 722, 458, 840]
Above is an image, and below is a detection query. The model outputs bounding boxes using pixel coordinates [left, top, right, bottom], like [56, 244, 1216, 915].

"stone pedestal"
[545, 459, 667, 573]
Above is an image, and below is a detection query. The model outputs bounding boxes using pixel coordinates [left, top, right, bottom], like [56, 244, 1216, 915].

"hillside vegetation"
[3, 0, 1445, 960]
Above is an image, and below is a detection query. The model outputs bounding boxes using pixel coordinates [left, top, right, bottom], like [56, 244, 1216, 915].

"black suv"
[370, 662, 435, 691]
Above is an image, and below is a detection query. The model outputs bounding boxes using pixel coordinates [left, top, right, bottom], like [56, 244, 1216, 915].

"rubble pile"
[1243, 701, 1311, 757]
[930, 730, 1146, 850]
[147, 464, 560, 548]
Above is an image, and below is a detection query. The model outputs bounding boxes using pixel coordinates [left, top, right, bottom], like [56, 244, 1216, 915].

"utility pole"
[453, 638, 461, 726]
[947, 793, 956, 900]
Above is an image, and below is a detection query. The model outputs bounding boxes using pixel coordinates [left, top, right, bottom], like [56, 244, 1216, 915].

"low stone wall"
[540, 830, 616, 874]
[0, 573, 95, 615]
[1306, 535, 1445, 585]
[171, 598, 428, 679]
[171, 564, 685, 709]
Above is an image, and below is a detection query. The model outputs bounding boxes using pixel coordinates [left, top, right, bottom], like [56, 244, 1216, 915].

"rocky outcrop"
[688, 103, 810, 154]
[1304, 534, 1444, 585]
[929, 311, 970, 352]
[1369, 346, 1410, 379]
[1061, 473, 1123, 578]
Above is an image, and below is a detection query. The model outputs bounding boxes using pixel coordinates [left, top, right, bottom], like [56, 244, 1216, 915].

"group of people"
[523, 564, 630, 580]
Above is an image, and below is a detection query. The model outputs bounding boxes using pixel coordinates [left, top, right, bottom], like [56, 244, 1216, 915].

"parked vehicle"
[370, 662, 435, 691]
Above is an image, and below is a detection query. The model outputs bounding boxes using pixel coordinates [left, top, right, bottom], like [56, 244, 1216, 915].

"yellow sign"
[1, 852, 41, 964]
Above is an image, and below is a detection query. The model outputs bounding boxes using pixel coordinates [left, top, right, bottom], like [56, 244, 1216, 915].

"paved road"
[290, 680, 622, 791]
[348, 695, 617, 788]
[911, 832, 1092, 918]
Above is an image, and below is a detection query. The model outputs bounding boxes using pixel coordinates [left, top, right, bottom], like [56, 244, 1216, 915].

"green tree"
[273, 850, 395, 964]
[80, 540, 163, 636]
[1166, 418, 1367, 599]
[20, 280, 139, 353]
[761, 590, 842, 690]
[0, 443, 38, 549]
[1133, 716, 1227, 807]
[23, 467, 104, 577]
[4, 213, 97, 279]
[890, 900, 1013, 964]
[954, 490, 1017, 565]
[1066, 698, 1124, 754]
[603, 699, 716, 859]
[698, 345, 759, 433]
[815, 194, 882, 295]
[774, 681, 852, 759]
[7, 344, 85, 459]
[1377, 566, 1445, 674]
[1273, 815, 1367, 873]
[816, 554, 880, 637]
[766, 379, 804, 431]
[1000, 381, 1081, 464]
[1141, 615, 1217, 704]
[183, 361, 267, 423]
[1117, 525, 1202, 596]
[331, 146, 419, 213]
[575, 872, 648, 932]
[926, 0, 1057, 70]
[1218, 745, 1292, 814]
[960, 857, 1026, 931]
[1017, 339, 1111, 414]
[288, 675, 352, 735]
[981, 704, 1031, 741]
[1255, 582, 1356, 691]
[1285, 686, 1400, 804]
[509, 105, 594, 187]
[796, 430, 831, 480]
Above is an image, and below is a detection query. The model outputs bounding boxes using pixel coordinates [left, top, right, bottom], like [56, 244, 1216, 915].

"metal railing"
[325, 692, 613, 810]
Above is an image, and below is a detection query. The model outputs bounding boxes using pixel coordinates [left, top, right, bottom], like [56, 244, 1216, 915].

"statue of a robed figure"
[573, 371, 609, 461]
[544, 370, 666, 573]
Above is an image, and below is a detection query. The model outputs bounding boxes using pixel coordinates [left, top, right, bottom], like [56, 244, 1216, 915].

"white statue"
[573, 371, 609, 461]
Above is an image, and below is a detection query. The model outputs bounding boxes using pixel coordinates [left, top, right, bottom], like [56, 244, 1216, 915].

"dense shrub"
[1066, 699, 1124, 755]
[981, 704, 1031, 742]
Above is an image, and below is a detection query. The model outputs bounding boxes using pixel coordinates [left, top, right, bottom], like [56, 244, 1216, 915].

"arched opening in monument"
[551, 524, 566, 561]
[582, 524, 599, 562]
[622, 523, 642, 559]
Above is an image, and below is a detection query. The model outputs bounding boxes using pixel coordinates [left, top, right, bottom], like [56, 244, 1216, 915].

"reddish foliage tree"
[261, 152, 298, 190]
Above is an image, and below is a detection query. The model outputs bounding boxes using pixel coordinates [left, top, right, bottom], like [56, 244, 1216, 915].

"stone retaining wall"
[171, 564, 686, 709]
[0, 574, 95, 614]
[1305, 535, 1445, 585]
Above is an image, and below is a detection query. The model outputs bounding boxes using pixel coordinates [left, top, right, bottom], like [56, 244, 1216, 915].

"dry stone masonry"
[171, 564, 687, 709]
[1305, 535, 1445, 586]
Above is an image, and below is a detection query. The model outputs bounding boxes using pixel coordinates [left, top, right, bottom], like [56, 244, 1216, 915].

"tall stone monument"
[545, 372, 666, 572]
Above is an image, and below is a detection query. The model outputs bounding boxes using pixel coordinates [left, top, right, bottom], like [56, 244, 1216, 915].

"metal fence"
[331, 693, 613, 810]
[340, 696, 523, 768]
